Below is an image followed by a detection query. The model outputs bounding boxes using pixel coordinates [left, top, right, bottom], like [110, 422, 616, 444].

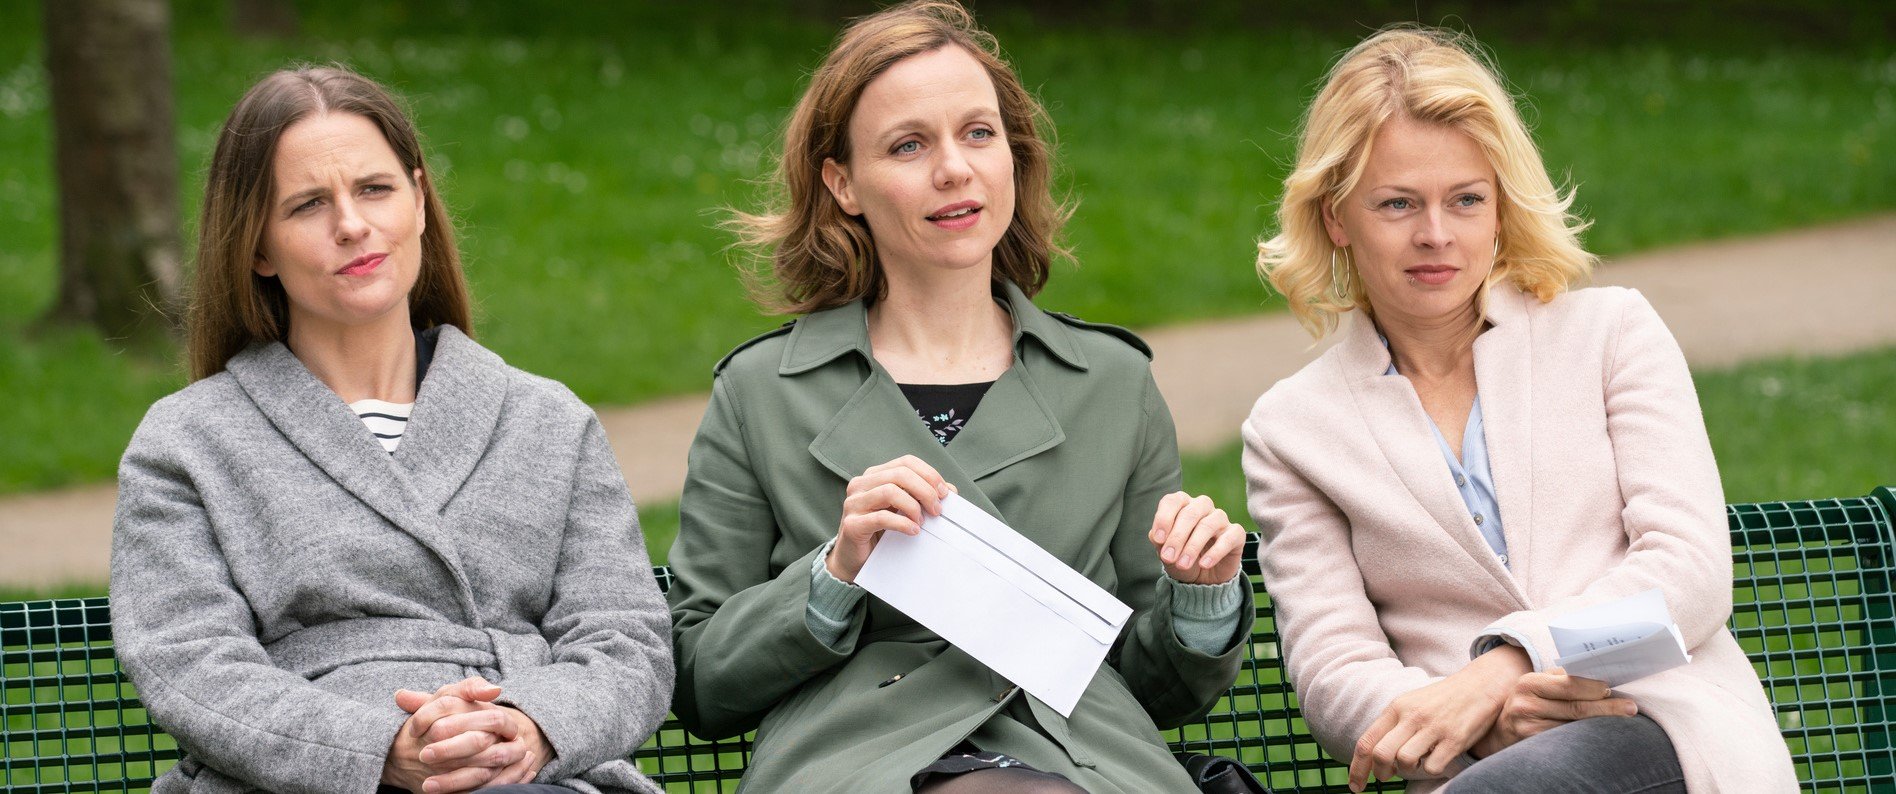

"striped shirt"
[350, 399, 414, 453]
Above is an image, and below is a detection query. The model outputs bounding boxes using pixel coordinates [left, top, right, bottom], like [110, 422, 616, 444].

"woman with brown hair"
[668, 3, 1253, 792]
[109, 65, 672, 793]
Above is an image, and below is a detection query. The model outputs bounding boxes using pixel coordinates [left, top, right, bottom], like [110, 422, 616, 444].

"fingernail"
[1162, 547, 1175, 562]
[1179, 554, 1195, 568]
[1150, 529, 1164, 542]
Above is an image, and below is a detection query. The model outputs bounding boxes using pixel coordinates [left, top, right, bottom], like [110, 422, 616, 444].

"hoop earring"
[1330, 246, 1355, 305]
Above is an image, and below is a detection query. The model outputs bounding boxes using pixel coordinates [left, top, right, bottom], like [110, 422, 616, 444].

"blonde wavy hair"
[1257, 25, 1596, 339]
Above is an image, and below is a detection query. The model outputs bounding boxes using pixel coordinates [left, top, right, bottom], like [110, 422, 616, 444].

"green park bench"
[6, 487, 1895, 792]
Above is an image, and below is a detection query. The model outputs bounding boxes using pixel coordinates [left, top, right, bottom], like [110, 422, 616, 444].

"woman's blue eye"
[894, 140, 920, 154]
[292, 198, 321, 214]
[362, 184, 393, 196]
[1383, 198, 1412, 210]
[1456, 193, 1485, 207]
[969, 128, 994, 141]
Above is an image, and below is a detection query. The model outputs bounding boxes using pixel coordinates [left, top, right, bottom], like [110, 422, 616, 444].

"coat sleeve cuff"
[1469, 625, 1545, 672]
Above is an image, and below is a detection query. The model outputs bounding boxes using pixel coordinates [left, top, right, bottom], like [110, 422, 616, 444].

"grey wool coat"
[668, 282, 1254, 793]
[109, 327, 671, 794]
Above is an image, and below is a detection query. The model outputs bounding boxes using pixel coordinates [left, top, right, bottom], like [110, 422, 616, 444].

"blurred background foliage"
[1, 0, 1892, 501]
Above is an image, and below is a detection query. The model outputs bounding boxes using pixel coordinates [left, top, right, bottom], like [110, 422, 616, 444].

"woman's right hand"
[1469, 667, 1637, 759]
[826, 455, 954, 583]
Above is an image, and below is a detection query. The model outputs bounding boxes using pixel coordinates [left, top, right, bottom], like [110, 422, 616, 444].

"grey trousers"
[1448, 715, 1685, 793]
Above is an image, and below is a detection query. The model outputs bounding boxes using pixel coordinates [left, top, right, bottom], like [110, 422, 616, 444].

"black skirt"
[910, 741, 1080, 790]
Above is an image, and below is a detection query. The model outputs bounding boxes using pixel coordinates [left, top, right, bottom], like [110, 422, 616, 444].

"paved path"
[4, 215, 1894, 589]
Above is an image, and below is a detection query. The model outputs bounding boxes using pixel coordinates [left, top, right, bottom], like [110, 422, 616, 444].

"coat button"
[994, 686, 1017, 702]
[1455, 474, 1467, 487]
[1473, 513, 1485, 526]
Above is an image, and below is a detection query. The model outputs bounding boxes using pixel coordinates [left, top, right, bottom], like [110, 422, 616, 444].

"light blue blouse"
[1383, 343, 1509, 567]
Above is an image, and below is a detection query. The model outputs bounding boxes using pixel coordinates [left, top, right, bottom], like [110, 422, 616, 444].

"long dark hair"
[187, 64, 470, 381]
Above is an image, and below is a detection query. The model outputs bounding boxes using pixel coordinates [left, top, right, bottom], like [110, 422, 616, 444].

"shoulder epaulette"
[1046, 311, 1152, 359]
[714, 320, 797, 374]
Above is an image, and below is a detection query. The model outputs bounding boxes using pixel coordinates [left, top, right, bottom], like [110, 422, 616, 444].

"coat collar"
[225, 325, 502, 622]
[778, 279, 1088, 375]
[1335, 288, 1535, 604]
[798, 280, 1072, 517]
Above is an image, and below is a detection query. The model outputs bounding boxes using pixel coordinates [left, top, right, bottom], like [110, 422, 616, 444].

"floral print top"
[897, 380, 996, 446]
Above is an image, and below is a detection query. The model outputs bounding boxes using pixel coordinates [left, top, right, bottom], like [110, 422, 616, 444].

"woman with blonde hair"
[669, 2, 1252, 791]
[110, 65, 672, 793]
[1242, 26, 1796, 793]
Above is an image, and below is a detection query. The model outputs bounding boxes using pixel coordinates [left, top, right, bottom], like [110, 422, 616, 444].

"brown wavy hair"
[187, 64, 470, 381]
[728, 0, 1072, 314]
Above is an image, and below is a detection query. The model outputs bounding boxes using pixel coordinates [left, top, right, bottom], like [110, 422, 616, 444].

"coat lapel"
[947, 283, 1073, 481]
[1335, 312, 1525, 606]
[1473, 289, 1535, 576]
[799, 282, 1074, 521]
[393, 326, 507, 515]
[226, 334, 482, 622]
[807, 364, 1007, 517]
[939, 363, 1064, 481]
[228, 341, 416, 527]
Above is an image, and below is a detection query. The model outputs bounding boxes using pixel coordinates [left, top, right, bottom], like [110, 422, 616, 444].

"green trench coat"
[668, 282, 1254, 793]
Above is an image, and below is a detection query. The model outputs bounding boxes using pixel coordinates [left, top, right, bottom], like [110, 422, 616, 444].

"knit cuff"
[1171, 573, 1246, 655]
[806, 539, 867, 649]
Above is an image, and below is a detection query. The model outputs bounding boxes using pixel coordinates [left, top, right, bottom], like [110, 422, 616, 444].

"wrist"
[1464, 647, 1527, 704]
[823, 543, 855, 584]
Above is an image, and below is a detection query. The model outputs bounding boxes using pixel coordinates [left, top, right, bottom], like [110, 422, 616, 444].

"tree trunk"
[42, 0, 182, 344]
[231, 0, 298, 38]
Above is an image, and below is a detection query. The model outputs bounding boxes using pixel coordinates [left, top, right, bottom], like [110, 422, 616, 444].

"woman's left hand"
[1149, 492, 1246, 584]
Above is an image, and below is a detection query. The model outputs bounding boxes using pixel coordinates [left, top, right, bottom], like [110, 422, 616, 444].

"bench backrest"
[6, 489, 1895, 792]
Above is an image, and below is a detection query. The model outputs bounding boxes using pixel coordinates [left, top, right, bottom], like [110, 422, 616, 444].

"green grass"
[3, 3, 1895, 492]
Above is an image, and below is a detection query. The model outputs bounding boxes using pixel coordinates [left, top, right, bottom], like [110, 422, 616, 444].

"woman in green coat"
[668, 3, 1253, 791]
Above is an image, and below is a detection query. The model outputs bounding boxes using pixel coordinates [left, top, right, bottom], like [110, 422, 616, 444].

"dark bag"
[1175, 752, 1270, 794]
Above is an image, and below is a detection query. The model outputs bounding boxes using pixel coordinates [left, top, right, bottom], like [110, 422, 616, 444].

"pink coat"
[1241, 286, 1796, 792]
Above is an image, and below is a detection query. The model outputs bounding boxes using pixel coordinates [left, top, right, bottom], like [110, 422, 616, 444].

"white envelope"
[853, 494, 1133, 716]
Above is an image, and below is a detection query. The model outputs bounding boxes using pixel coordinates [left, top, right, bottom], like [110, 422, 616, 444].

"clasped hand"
[382, 676, 551, 793]
[1347, 646, 1635, 791]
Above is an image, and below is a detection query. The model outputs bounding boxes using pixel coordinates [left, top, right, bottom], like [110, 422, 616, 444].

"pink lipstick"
[926, 200, 982, 231]
[339, 253, 387, 277]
